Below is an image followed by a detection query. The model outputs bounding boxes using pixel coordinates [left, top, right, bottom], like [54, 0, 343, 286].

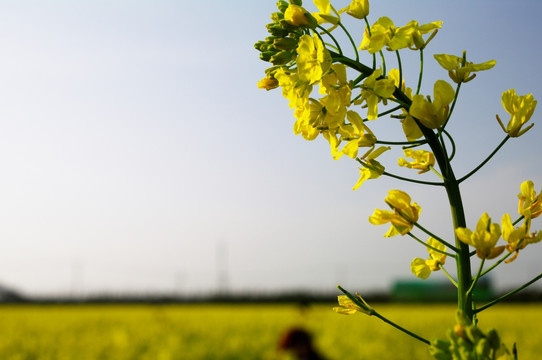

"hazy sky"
[0, 0, 541, 296]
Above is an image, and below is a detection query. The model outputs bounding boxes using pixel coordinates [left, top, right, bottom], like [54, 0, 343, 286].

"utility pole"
[216, 241, 229, 295]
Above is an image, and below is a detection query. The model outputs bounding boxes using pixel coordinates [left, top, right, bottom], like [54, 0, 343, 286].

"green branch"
[479, 251, 513, 277]
[363, 17, 377, 70]
[317, 26, 342, 55]
[407, 232, 456, 257]
[442, 82, 462, 130]
[337, 286, 431, 346]
[474, 272, 542, 314]
[439, 264, 458, 288]
[338, 22, 359, 62]
[466, 258, 485, 297]
[441, 129, 456, 162]
[416, 49, 424, 95]
[458, 135, 511, 184]
[375, 105, 404, 118]
[329, 50, 373, 77]
[376, 139, 427, 146]
[411, 221, 460, 253]
[356, 158, 444, 186]
[395, 50, 403, 91]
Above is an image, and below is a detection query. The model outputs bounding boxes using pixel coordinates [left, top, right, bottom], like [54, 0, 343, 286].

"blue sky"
[0, 0, 540, 296]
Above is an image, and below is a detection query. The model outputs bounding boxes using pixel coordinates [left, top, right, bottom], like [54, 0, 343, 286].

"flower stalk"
[256, 0, 540, 357]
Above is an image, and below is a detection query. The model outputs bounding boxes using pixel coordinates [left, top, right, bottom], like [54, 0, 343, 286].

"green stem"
[439, 264, 458, 288]
[395, 50, 403, 90]
[480, 232, 523, 278]
[474, 272, 542, 314]
[372, 312, 431, 345]
[479, 252, 513, 277]
[458, 136, 511, 184]
[411, 221, 459, 252]
[337, 285, 430, 345]
[375, 105, 403, 118]
[467, 258, 485, 296]
[363, 17, 377, 70]
[441, 129, 456, 162]
[350, 93, 363, 104]
[357, 159, 443, 186]
[407, 232, 456, 257]
[375, 138, 426, 146]
[338, 22, 359, 62]
[442, 82, 462, 130]
[379, 50, 387, 74]
[382, 170, 444, 186]
[316, 26, 342, 55]
[416, 49, 424, 95]
[392, 88, 474, 321]
[429, 166, 445, 181]
[329, 50, 373, 77]
[388, 97, 411, 109]
[513, 215, 525, 226]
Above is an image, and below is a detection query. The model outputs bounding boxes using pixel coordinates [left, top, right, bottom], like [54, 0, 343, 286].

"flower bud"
[273, 37, 298, 51]
[270, 50, 295, 65]
[254, 40, 267, 52]
[341, 0, 369, 19]
[266, 23, 290, 37]
[475, 339, 491, 358]
[454, 324, 466, 339]
[258, 76, 279, 91]
[271, 11, 283, 23]
[486, 329, 501, 350]
[259, 51, 275, 62]
[284, 5, 317, 28]
[276, 0, 289, 13]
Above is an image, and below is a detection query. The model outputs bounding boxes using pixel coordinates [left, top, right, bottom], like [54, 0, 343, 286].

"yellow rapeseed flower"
[502, 214, 542, 263]
[293, 98, 323, 141]
[352, 146, 389, 190]
[455, 213, 505, 259]
[257, 75, 279, 91]
[274, 67, 313, 109]
[333, 110, 376, 160]
[312, 0, 340, 28]
[496, 89, 537, 137]
[359, 16, 394, 54]
[360, 69, 395, 120]
[388, 20, 441, 51]
[398, 149, 435, 174]
[296, 34, 332, 85]
[333, 294, 373, 315]
[409, 80, 455, 129]
[339, 0, 369, 19]
[368, 190, 421, 237]
[360, 17, 442, 53]
[411, 237, 447, 279]
[316, 64, 351, 130]
[518, 180, 542, 219]
[284, 5, 317, 28]
[409, 20, 442, 50]
[434, 52, 495, 83]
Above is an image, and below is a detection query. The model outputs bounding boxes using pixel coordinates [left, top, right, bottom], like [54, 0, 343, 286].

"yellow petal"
[455, 227, 473, 246]
[433, 54, 461, 71]
[411, 258, 431, 279]
[434, 80, 455, 106]
[333, 307, 358, 315]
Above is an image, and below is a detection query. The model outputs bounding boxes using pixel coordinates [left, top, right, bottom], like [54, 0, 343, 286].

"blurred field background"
[0, 303, 541, 359]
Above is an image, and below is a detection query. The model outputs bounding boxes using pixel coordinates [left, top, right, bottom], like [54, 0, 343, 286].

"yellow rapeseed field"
[0, 303, 540, 359]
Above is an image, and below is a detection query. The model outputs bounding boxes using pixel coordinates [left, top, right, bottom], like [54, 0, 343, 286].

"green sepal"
[276, 0, 289, 13]
[270, 50, 295, 65]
